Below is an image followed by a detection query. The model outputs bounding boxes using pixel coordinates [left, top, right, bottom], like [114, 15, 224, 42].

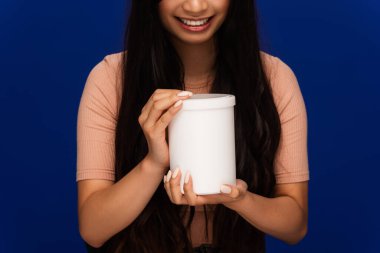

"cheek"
[158, 16, 171, 32]
[217, 0, 230, 14]
[158, 5, 173, 28]
[157, 11, 168, 28]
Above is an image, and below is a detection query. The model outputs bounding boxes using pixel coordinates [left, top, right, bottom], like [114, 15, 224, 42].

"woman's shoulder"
[103, 51, 125, 71]
[86, 52, 124, 84]
[260, 51, 302, 106]
[82, 51, 125, 113]
[260, 51, 296, 82]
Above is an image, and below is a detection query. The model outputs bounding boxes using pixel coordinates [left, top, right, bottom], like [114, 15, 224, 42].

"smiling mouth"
[175, 16, 215, 26]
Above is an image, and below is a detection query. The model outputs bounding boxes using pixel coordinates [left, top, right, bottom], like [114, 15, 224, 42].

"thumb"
[236, 179, 248, 192]
[220, 179, 248, 199]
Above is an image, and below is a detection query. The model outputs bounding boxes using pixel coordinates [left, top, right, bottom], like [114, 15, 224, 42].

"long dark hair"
[90, 0, 281, 252]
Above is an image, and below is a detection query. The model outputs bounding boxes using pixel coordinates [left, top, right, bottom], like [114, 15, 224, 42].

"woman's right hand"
[138, 89, 193, 172]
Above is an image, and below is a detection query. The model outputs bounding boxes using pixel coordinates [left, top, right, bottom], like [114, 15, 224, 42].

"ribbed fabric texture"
[266, 53, 310, 184]
[76, 51, 309, 184]
[76, 51, 310, 247]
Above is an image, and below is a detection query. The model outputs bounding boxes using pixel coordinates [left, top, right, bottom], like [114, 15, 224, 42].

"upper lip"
[177, 16, 213, 21]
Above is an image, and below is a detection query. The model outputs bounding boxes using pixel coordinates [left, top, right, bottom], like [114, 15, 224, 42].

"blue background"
[0, 0, 379, 252]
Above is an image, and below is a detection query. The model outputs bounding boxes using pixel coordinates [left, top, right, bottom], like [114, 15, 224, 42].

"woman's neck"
[171, 37, 216, 85]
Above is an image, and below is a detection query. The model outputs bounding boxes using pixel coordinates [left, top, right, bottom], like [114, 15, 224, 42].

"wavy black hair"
[87, 0, 281, 252]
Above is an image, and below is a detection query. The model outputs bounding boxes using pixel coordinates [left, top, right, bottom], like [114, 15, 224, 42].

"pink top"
[76, 51, 309, 247]
[76, 51, 309, 185]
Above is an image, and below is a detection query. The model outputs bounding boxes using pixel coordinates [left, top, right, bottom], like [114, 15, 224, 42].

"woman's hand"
[163, 168, 248, 208]
[139, 89, 193, 171]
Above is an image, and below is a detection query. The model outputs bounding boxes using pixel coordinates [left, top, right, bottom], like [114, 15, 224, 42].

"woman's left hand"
[163, 168, 248, 208]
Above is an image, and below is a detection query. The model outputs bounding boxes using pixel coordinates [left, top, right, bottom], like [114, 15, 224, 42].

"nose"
[182, 0, 208, 16]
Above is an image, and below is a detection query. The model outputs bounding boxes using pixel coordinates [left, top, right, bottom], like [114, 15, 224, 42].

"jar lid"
[181, 94, 235, 110]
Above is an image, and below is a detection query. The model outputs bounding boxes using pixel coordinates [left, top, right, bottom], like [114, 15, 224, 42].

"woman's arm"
[77, 56, 168, 248]
[164, 170, 308, 244]
[225, 181, 308, 244]
[78, 157, 166, 248]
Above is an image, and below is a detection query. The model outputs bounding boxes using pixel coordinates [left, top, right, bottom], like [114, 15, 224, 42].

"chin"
[176, 34, 215, 45]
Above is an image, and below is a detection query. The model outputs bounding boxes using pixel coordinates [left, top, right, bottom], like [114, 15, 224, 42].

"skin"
[78, 90, 194, 248]
[77, 0, 308, 248]
[160, 0, 309, 244]
[158, 0, 229, 84]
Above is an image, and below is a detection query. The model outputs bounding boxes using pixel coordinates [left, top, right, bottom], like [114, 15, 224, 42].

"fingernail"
[172, 167, 180, 179]
[166, 170, 172, 182]
[174, 100, 183, 108]
[220, 185, 232, 194]
[184, 171, 190, 184]
[163, 175, 167, 183]
[177, 91, 193, 97]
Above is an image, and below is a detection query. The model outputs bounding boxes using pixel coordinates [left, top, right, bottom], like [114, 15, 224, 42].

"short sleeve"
[269, 56, 310, 184]
[76, 54, 122, 182]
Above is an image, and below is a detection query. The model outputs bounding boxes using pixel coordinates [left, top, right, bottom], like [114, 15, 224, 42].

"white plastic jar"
[168, 94, 236, 195]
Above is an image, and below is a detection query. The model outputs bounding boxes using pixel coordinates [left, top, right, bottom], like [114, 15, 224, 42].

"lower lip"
[177, 17, 212, 32]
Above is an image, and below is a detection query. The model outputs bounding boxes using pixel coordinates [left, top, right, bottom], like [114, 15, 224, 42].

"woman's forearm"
[79, 157, 166, 248]
[225, 191, 308, 244]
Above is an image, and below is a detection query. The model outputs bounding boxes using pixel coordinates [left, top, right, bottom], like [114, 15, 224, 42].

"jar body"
[168, 94, 236, 195]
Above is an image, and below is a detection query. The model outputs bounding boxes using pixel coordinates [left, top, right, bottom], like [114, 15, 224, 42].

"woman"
[76, 0, 309, 252]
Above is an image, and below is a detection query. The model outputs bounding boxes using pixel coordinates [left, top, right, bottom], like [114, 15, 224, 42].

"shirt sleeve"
[76, 54, 122, 182]
[270, 57, 310, 184]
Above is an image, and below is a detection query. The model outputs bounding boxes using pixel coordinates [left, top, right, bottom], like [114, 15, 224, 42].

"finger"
[236, 179, 248, 192]
[183, 171, 199, 206]
[139, 91, 165, 123]
[144, 91, 192, 129]
[220, 179, 248, 199]
[163, 170, 173, 201]
[195, 194, 222, 205]
[141, 90, 165, 113]
[144, 94, 178, 129]
[139, 89, 179, 123]
[169, 168, 187, 205]
[220, 185, 237, 198]
[154, 99, 183, 134]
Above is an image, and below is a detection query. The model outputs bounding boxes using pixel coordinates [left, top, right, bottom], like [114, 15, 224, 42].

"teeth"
[179, 18, 209, 26]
